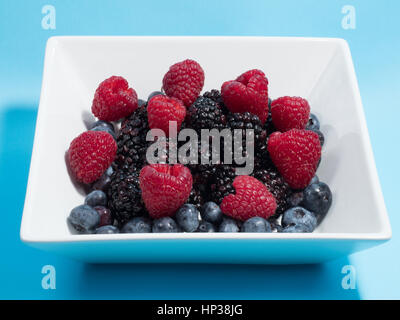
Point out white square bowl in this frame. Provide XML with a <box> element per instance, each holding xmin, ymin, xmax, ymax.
<box><xmin>20</xmin><ymin>36</ymin><xmax>391</xmax><ymax>264</ymax></box>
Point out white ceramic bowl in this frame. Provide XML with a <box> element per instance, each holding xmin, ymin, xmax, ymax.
<box><xmin>20</xmin><ymin>36</ymin><xmax>391</xmax><ymax>264</ymax></box>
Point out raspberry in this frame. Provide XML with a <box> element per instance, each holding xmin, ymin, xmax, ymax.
<box><xmin>147</xmin><ymin>95</ymin><xmax>186</xmax><ymax>137</ymax></box>
<box><xmin>162</xmin><ymin>59</ymin><xmax>205</xmax><ymax>107</ymax></box>
<box><xmin>91</xmin><ymin>76</ymin><xmax>138</xmax><ymax>121</ymax></box>
<box><xmin>139</xmin><ymin>164</ymin><xmax>193</xmax><ymax>218</ymax></box>
<box><xmin>220</xmin><ymin>175</ymin><xmax>277</xmax><ymax>221</ymax></box>
<box><xmin>221</xmin><ymin>69</ymin><xmax>269</xmax><ymax>124</ymax></box>
<box><xmin>68</xmin><ymin>131</ymin><xmax>117</xmax><ymax>184</ymax></box>
<box><xmin>271</xmin><ymin>96</ymin><xmax>310</xmax><ymax>132</ymax></box>
<box><xmin>267</xmin><ymin>129</ymin><xmax>321</xmax><ymax>189</ymax></box>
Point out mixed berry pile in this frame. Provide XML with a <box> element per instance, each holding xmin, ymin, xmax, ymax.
<box><xmin>67</xmin><ymin>59</ymin><xmax>332</xmax><ymax>234</ymax></box>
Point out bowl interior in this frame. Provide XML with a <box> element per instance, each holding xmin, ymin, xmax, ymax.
<box><xmin>21</xmin><ymin>37</ymin><xmax>389</xmax><ymax>240</ymax></box>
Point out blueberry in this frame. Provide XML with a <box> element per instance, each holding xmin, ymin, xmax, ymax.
<box><xmin>68</xmin><ymin>204</ymin><xmax>100</xmax><ymax>233</ymax></box>
<box><xmin>138</xmin><ymin>99</ymin><xmax>147</xmax><ymax>107</ymax></box>
<box><xmin>152</xmin><ymin>217</ymin><xmax>179</xmax><ymax>233</ymax></box>
<box><xmin>268</xmin><ymin>98</ymin><xmax>272</xmax><ymax>111</ymax></box>
<box><xmin>94</xmin><ymin>206</ymin><xmax>113</xmax><ymax>227</ymax></box>
<box><xmin>176</xmin><ymin>204</ymin><xmax>200</xmax><ymax>232</ymax></box>
<box><xmin>85</xmin><ymin>190</ymin><xmax>107</xmax><ymax>207</ymax></box>
<box><xmin>282</xmin><ymin>207</ymin><xmax>317</xmax><ymax>232</ymax></box>
<box><xmin>288</xmin><ymin>192</ymin><xmax>304</xmax><ymax>208</ymax></box>
<box><xmin>201</xmin><ymin>202</ymin><xmax>223</xmax><ymax>224</ymax></box>
<box><xmin>302</xmin><ymin>182</ymin><xmax>332</xmax><ymax>222</ymax></box>
<box><xmin>219</xmin><ymin>218</ymin><xmax>239</xmax><ymax>232</ymax></box>
<box><xmin>148</xmin><ymin>91</ymin><xmax>164</xmax><ymax>102</ymax></box>
<box><xmin>241</xmin><ymin>217</ymin><xmax>272</xmax><ymax>232</ymax></box>
<box><xmin>282</xmin><ymin>223</ymin><xmax>312</xmax><ymax>233</ymax></box>
<box><xmin>311</xmin><ymin>129</ymin><xmax>324</xmax><ymax>146</ymax></box>
<box><xmin>90</xmin><ymin>126</ymin><xmax>116</xmax><ymax>140</ymax></box>
<box><xmin>92</xmin><ymin>166</ymin><xmax>114</xmax><ymax>191</ymax></box>
<box><xmin>122</xmin><ymin>217</ymin><xmax>152</xmax><ymax>233</ymax></box>
<box><xmin>197</xmin><ymin>221</ymin><xmax>217</xmax><ymax>232</ymax></box>
<box><xmin>95</xmin><ymin>225</ymin><xmax>119</xmax><ymax>234</ymax></box>
<box><xmin>309</xmin><ymin>175</ymin><xmax>319</xmax><ymax>185</ymax></box>
<box><xmin>89</xmin><ymin>120</ymin><xmax>115</xmax><ymax>132</ymax></box>
<box><xmin>306</xmin><ymin>113</ymin><xmax>320</xmax><ymax>131</ymax></box>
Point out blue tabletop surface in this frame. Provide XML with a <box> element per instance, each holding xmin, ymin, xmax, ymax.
<box><xmin>1</xmin><ymin>0</ymin><xmax>399</xmax><ymax>300</ymax></box>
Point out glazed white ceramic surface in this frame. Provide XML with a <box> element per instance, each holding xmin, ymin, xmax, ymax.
<box><xmin>20</xmin><ymin>37</ymin><xmax>391</xmax><ymax>264</ymax></box>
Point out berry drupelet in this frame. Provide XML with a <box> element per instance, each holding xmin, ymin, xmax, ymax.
<box><xmin>107</xmin><ymin>170</ymin><xmax>145</xmax><ymax>226</ymax></box>
<box><xmin>114</xmin><ymin>105</ymin><xmax>149</xmax><ymax>173</ymax></box>
<box><xmin>253</xmin><ymin>167</ymin><xmax>292</xmax><ymax>218</ymax></box>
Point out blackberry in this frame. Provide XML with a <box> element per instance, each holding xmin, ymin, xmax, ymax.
<box><xmin>187</xmin><ymin>96</ymin><xmax>227</xmax><ymax>133</ymax></box>
<box><xmin>107</xmin><ymin>170</ymin><xmax>145</xmax><ymax>225</ymax></box>
<box><xmin>186</xmin><ymin>187</ymin><xmax>204</xmax><ymax>211</ymax></box>
<box><xmin>203</xmin><ymin>89</ymin><xmax>225</xmax><ymax>108</ymax></box>
<box><xmin>253</xmin><ymin>167</ymin><xmax>292</xmax><ymax>218</ymax></box>
<box><xmin>226</xmin><ymin>112</ymin><xmax>267</xmax><ymax>167</ymax></box>
<box><xmin>115</xmin><ymin>105</ymin><xmax>149</xmax><ymax>173</ymax></box>
<box><xmin>208</xmin><ymin>164</ymin><xmax>237</xmax><ymax>205</ymax></box>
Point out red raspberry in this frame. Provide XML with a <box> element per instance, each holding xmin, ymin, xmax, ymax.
<box><xmin>147</xmin><ymin>95</ymin><xmax>186</xmax><ymax>137</ymax></box>
<box><xmin>162</xmin><ymin>59</ymin><xmax>205</xmax><ymax>107</ymax></box>
<box><xmin>91</xmin><ymin>76</ymin><xmax>138</xmax><ymax>121</ymax></box>
<box><xmin>271</xmin><ymin>96</ymin><xmax>310</xmax><ymax>132</ymax></box>
<box><xmin>221</xmin><ymin>69</ymin><xmax>269</xmax><ymax>124</ymax></box>
<box><xmin>139</xmin><ymin>164</ymin><xmax>193</xmax><ymax>218</ymax></box>
<box><xmin>267</xmin><ymin>129</ymin><xmax>321</xmax><ymax>189</ymax></box>
<box><xmin>68</xmin><ymin>131</ymin><xmax>117</xmax><ymax>184</ymax></box>
<box><xmin>220</xmin><ymin>175</ymin><xmax>277</xmax><ymax>221</ymax></box>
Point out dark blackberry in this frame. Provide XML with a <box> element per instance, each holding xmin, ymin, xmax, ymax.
<box><xmin>203</xmin><ymin>89</ymin><xmax>225</xmax><ymax>108</ymax></box>
<box><xmin>253</xmin><ymin>167</ymin><xmax>292</xmax><ymax>218</ymax></box>
<box><xmin>208</xmin><ymin>164</ymin><xmax>237</xmax><ymax>205</ymax></box>
<box><xmin>187</xmin><ymin>96</ymin><xmax>227</xmax><ymax>133</ymax></box>
<box><xmin>227</xmin><ymin>112</ymin><xmax>267</xmax><ymax>167</ymax></box>
<box><xmin>186</xmin><ymin>187</ymin><xmax>204</xmax><ymax>211</ymax></box>
<box><xmin>115</xmin><ymin>105</ymin><xmax>149</xmax><ymax>173</ymax></box>
<box><xmin>107</xmin><ymin>170</ymin><xmax>145</xmax><ymax>225</ymax></box>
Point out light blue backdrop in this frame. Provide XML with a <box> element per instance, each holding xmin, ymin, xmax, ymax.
<box><xmin>0</xmin><ymin>0</ymin><xmax>399</xmax><ymax>299</ymax></box>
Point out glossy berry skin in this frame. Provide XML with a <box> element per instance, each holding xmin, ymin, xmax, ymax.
<box><xmin>241</xmin><ymin>217</ymin><xmax>272</xmax><ymax>233</ymax></box>
<box><xmin>282</xmin><ymin>223</ymin><xmax>312</xmax><ymax>233</ymax></box>
<box><xmin>91</xmin><ymin>76</ymin><xmax>138</xmax><ymax>121</ymax></box>
<box><xmin>219</xmin><ymin>218</ymin><xmax>240</xmax><ymax>232</ymax></box>
<box><xmin>221</xmin><ymin>69</ymin><xmax>269</xmax><ymax>124</ymax></box>
<box><xmin>68</xmin><ymin>204</ymin><xmax>100</xmax><ymax>233</ymax></box>
<box><xmin>271</xmin><ymin>96</ymin><xmax>310</xmax><ymax>132</ymax></box>
<box><xmin>92</xmin><ymin>166</ymin><xmax>114</xmax><ymax>191</ymax></box>
<box><xmin>309</xmin><ymin>175</ymin><xmax>319</xmax><ymax>185</ymax></box>
<box><xmin>201</xmin><ymin>202</ymin><xmax>223</xmax><ymax>224</ymax></box>
<box><xmin>152</xmin><ymin>217</ymin><xmax>179</xmax><ymax>233</ymax></box>
<box><xmin>139</xmin><ymin>164</ymin><xmax>193</xmax><ymax>219</ymax></box>
<box><xmin>282</xmin><ymin>206</ymin><xmax>317</xmax><ymax>232</ymax></box>
<box><xmin>220</xmin><ymin>175</ymin><xmax>277</xmax><ymax>221</ymax></box>
<box><xmin>162</xmin><ymin>59</ymin><xmax>205</xmax><ymax>107</ymax></box>
<box><xmin>288</xmin><ymin>192</ymin><xmax>304</xmax><ymax>208</ymax></box>
<box><xmin>268</xmin><ymin>129</ymin><xmax>321</xmax><ymax>189</ymax></box>
<box><xmin>84</xmin><ymin>190</ymin><xmax>107</xmax><ymax>207</ymax></box>
<box><xmin>68</xmin><ymin>131</ymin><xmax>117</xmax><ymax>184</ymax></box>
<box><xmin>138</xmin><ymin>99</ymin><xmax>147</xmax><ymax>107</ymax></box>
<box><xmin>302</xmin><ymin>182</ymin><xmax>332</xmax><ymax>222</ymax></box>
<box><xmin>197</xmin><ymin>221</ymin><xmax>217</xmax><ymax>232</ymax></box>
<box><xmin>306</xmin><ymin>113</ymin><xmax>320</xmax><ymax>131</ymax></box>
<box><xmin>95</xmin><ymin>225</ymin><xmax>119</xmax><ymax>234</ymax></box>
<box><xmin>147</xmin><ymin>95</ymin><xmax>186</xmax><ymax>137</ymax></box>
<box><xmin>121</xmin><ymin>217</ymin><xmax>152</xmax><ymax>233</ymax></box>
<box><xmin>176</xmin><ymin>204</ymin><xmax>200</xmax><ymax>232</ymax></box>
<box><xmin>94</xmin><ymin>206</ymin><xmax>113</xmax><ymax>227</ymax></box>
<box><xmin>147</xmin><ymin>91</ymin><xmax>164</xmax><ymax>102</ymax></box>
<box><xmin>89</xmin><ymin>120</ymin><xmax>115</xmax><ymax>133</ymax></box>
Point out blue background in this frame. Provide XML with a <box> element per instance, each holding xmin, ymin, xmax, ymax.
<box><xmin>0</xmin><ymin>0</ymin><xmax>399</xmax><ymax>299</ymax></box>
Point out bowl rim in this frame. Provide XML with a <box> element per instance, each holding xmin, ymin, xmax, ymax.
<box><xmin>20</xmin><ymin>36</ymin><xmax>392</xmax><ymax>244</ymax></box>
